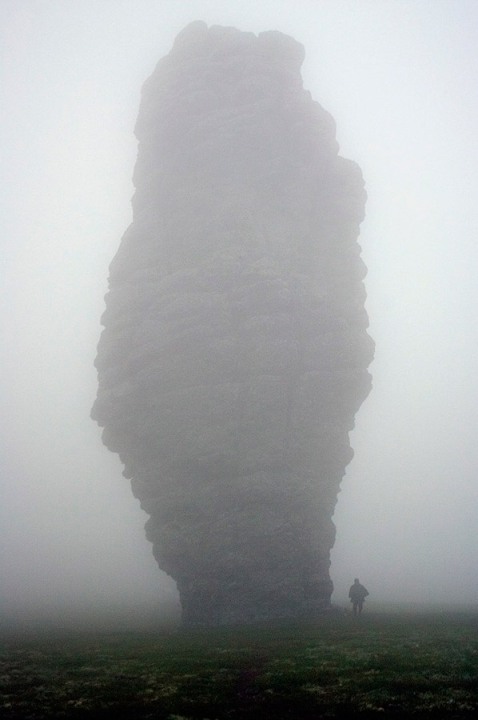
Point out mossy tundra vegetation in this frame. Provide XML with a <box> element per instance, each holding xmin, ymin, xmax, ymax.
<box><xmin>2</xmin><ymin>610</ymin><xmax>478</xmax><ymax>719</ymax></box>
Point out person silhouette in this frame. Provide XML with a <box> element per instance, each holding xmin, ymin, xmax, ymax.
<box><xmin>349</xmin><ymin>578</ymin><xmax>369</xmax><ymax>616</ymax></box>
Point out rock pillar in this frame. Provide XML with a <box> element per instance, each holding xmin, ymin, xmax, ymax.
<box><xmin>92</xmin><ymin>22</ymin><xmax>373</xmax><ymax>625</ymax></box>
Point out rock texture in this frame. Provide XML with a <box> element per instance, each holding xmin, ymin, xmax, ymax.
<box><xmin>92</xmin><ymin>22</ymin><xmax>374</xmax><ymax>625</ymax></box>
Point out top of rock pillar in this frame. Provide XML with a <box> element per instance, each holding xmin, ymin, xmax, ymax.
<box><xmin>168</xmin><ymin>21</ymin><xmax>305</xmax><ymax>70</ymax></box>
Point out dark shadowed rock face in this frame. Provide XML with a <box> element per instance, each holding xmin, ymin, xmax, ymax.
<box><xmin>92</xmin><ymin>22</ymin><xmax>374</xmax><ymax>625</ymax></box>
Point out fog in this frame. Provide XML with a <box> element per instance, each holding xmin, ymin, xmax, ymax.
<box><xmin>1</xmin><ymin>0</ymin><xmax>477</xmax><ymax>629</ymax></box>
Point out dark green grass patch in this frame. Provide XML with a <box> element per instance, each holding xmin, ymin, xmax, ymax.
<box><xmin>1</xmin><ymin>611</ymin><xmax>478</xmax><ymax>718</ymax></box>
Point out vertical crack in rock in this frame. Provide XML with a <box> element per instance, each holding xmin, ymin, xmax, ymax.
<box><xmin>92</xmin><ymin>22</ymin><xmax>374</xmax><ymax>625</ymax></box>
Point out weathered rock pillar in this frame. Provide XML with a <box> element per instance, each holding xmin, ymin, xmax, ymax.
<box><xmin>92</xmin><ymin>22</ymin><xmax>373</xmax><ymax>625</ymax></box>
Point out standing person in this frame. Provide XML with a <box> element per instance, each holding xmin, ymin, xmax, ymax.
<box><xmin>349</xmin><ymin>578</ymin><xmax>369</xmax><ymax>616</ymax></box>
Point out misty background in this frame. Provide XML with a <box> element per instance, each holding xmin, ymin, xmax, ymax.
<box><xmin>1</xmin><ymin>0</ymin><xmax>477</xmax><ymax>628</ymax></box>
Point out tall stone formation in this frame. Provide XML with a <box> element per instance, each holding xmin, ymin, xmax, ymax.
<box><xmin>92</xmin><ymin>22</ymin><xmax>374</xmax><ymax>625</ymax></box>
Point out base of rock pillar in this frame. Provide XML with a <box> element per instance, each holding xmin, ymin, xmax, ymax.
<box><xmin>176</xmin><ymin>576</ymin><xmax>334</xmax><ymax>627</ymax></box>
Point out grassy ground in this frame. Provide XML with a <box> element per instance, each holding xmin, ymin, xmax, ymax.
<box><xmin>1</xmin><ymin>610</ymin><xmax>478</xmax><ymax>718</ymax></box>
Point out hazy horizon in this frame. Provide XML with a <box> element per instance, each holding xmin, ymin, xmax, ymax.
<box><xmin>1</xmin><ymin>0</ymin><xmax>478</xmax><ymax>629</ymax></box>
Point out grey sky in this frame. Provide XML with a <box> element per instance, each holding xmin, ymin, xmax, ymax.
<box><xmin>1</xmin><ymin>0</ymin><xmax>477</xmax><ymax>624</ymax></box>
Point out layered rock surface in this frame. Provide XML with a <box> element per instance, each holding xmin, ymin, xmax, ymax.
<box><xmin>92</xmin><ymin>22</ymin><xmax>374</xmax><ymax>625</ymax></box>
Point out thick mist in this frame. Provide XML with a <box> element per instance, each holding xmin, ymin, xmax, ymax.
<box><xmin>1</xmin><ymin>0</ymin><xmax>478</xmax><ymax>629</ymax></box>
